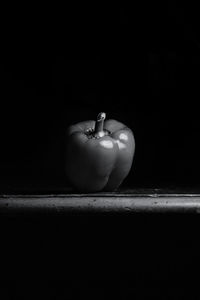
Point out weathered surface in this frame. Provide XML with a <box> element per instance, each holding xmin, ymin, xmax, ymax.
<box><xmin>1</xmin><ymin>189</ymin><xmax>200</xmax><ymax>213</ymax></box>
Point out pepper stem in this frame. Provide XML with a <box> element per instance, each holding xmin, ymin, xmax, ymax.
<box><xmin>95</xmin><ymin>112</ymin><xmax>106</xmax><ymax>134</ymax></box>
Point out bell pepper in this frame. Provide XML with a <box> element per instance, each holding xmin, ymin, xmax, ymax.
<box><xmin>65</xmin><ymin>112</ymin><xmax>135</xmax><ymax>192</ymax></box>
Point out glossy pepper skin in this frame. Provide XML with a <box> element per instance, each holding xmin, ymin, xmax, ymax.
<box><xmin>65</xmin><ymin>113</ymin><xmax>135</xmax><ymax>192</ymax></box>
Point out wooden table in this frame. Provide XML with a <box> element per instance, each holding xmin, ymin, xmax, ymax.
<box><xmin>1</xmin><ymin>186</ymin><xmax>200</xmax><ymax>291</ymax></box>
<box><xmin>1</xmin><ymin>188</ymin><xmax>200</xmax><ymax>214</ymax></box>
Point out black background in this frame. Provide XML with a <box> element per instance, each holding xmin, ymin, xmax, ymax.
<box><xmin>1</xmin><ymin>2</ymin><xmax>200</xmax><ymax>189</ymax></box>
<box><xmin>1</xmin><ymin>3</ymin><xmax>200</xmax><ymax>298</ymax></box>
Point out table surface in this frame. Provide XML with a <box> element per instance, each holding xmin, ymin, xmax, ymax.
<box><xmin>1</xmin><ymin>187</ymin><xmax>200</xmax><ymax>214</ymax></box>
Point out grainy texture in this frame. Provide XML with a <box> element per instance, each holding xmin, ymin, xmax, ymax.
<box><xmin>1</xmin><ymin>189</ymin><xmax>200</xmax><ymax>213</ymax></box>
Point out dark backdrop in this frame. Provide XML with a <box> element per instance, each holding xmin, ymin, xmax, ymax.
<box><xmin>1</xmin><ymin>2</ymin><xmax>200</xmax><ymax>189</ymax></box>
<box><xmin>1</xmin><ymin>4</ymin><xmax>200</xmax><ymax>297</ymax></box>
